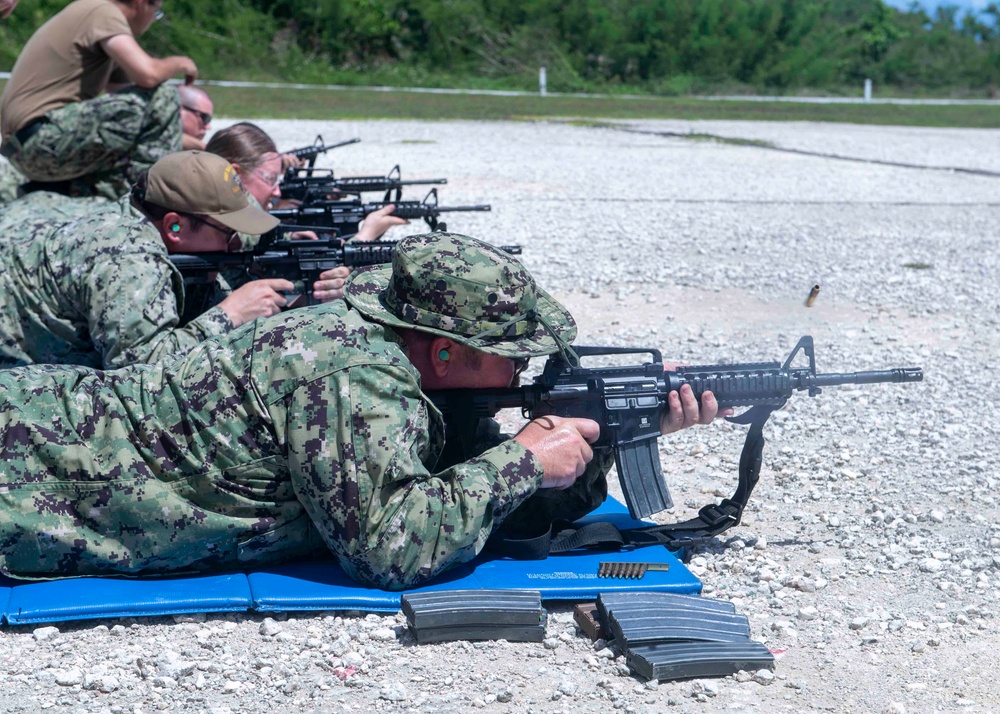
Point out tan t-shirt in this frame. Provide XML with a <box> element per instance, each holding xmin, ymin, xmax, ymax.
<box><xmin>0</xmin><ymin>0</ymin><xmax>132</xmax><ymax>139</ymax></box>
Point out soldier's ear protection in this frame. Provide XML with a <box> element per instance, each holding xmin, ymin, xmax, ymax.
<box><xmin>171</xmin><ymin>223</ymin><xmax>180</xmax><ymax>232</ymax></box>
<box><xmin>439</xmin><ymin>349</ymin><xmax>450</xmax><ymax>362</ymax></box>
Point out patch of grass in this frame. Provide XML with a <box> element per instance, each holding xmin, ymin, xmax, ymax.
<box><xmin>903</xmin><ymin>262</ymin><xmax>933</xmax><ymax>269</ymax></box>
<box><xmin>200</xmin><ymin>85</ymin><xmax>1000</xmax><ymax>128</ymax></box>
<box><xmin>2</xmin><ymin>79</ymin><xmax>996</xmax><ymax>127</ymax></box>
<box><xmin>561</xmin><ymin>119</ymin><xmax>619</xmax><ymax>128</ymax></box>
<box><xmin>681</xmin><ymin>133</ymin><xmax>777</xmax><ymax>148</ymax></box>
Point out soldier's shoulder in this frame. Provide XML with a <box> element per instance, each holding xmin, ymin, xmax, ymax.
<box><xmin>249</xmin><ymin>302</ymin><xmax>414</xmax><ymax>391</ymax></box>
<box><xmin>69</xmin><ymin>198</ymin><xmax>162</xmax><ymax>253</ymax></box>
<box><xmin>255</xmin><ymin>302</ymin><xmax>401</xmax><ymax>357</ymax></box>
<box><xmin>0</xmin><ymin>191</ymin><xmax>85</xmax><ymax>230</ymax></box>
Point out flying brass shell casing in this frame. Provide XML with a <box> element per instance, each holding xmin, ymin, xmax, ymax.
<box><xmin>805</xmin><ymin>284</ymin><xmax>820</xmax><ymax>307</ymax></box>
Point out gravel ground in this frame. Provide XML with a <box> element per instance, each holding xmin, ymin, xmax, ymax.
<box><xmin>1</xmin><ymin>117</ymin><xmax>998</xmax><ymax>714</ymax></box>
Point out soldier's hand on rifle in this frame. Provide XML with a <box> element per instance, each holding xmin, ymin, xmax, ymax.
<box><xmin>355</xmin><ymin>205</ymin><xmax>410</xmax><ymax>242</ymax></box>
<box><xmin>660</xmin><ymin>384</ymin><xmax>729</xmax><ymax>434</ymax></box>
<box><xmin>513</xmin><ymin>416</ymin><xmax>601</xmax><ymax>490</ymax></box>
<box><xmin>288</xmin><ymin>230</ymin><xmax>320</xmax><ymax>240</ymax></box>
<box><xmin>311</xmin><ymin>267</ymin><xmax>351</xmax><ymax>303</ymax></box>
<box><xmin>280</xmin><ymin>153</ymin><xmax>306</xmax><ymax>171</ymax></box>
<box><xmin>218</xmin><ymin>279</ymin><xmax>294</xmax><ymax>326</ymax></box>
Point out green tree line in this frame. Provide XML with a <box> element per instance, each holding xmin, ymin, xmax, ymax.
<box><xmin>3</xmin><ymin>0</ymin><xmax>1000</xmax><ymax>95</ymax></box>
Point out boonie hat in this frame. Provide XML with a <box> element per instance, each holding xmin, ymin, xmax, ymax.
<box><xmin>146</xmin><ymin>151</ymin><xmax>278</xmax><ymax>235</ymax></box>
<box><xmin>344</xmin><ymin>232</ymin><xmax>577</xmax><ymax>358</ymax></box>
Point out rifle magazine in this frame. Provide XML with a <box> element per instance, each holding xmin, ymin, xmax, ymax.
<box><xmin>615</xmin><ymin>438</ymin><xmax>673</xmax><ymax>520</ymax></box>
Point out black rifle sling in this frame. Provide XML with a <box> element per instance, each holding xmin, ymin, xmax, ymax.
<box><xmin>487</xmin><ymin>405</ymin><xmax>775</xmax><ymax>559</ymax></box>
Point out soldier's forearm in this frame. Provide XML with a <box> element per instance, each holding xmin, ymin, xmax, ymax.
<box><xmin>328</xmin><ymin>441</ymin><xmax>544</xmax><ymax>591</ymax></box>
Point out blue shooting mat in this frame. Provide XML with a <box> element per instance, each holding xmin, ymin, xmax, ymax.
<box><xmin>0</xmin><ymin>498</ymin><xmax>700</xmax><ymax>625</ymax></box>
<box><xmin>0</xmin><ymin>579</ymin><xmax>11</xmax><ymax>621</ymax></box>
<box><xmin>249</xmin><ymin>498</ymin><xmax>701</xmax><ymax>613</ymax></box>
<box><xmin>2</xmin><ymin>572</ymin><xmax>253</xmax><ymax>626</ymax></box>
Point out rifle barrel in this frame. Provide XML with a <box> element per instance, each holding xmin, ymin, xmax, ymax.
<box><xmin>289</xmin><ymin>137</ymin><xmax>361</xmax><ymax>157</ymax></box>
<box><xmin>805</xmin><ymin>368</ymin><xmax>924</xmax><ymax>388</ymax></box>
<box><xmin>436</xmin><ymin>205</ymin><xmax>492</xmax><ymax>213</ymax></box>
<box><xmin>335</xmin><ymin>177</ymin><xmax>448</xmax><ymax>188</ymax></box>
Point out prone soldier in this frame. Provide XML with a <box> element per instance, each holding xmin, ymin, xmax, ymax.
<box><xmin>0</xmin><ymin>150</ymin><xmax>294</xmax><ymax>369</ymax></box>
<box><xmin>0</xmin><ymin>232</ymin><xmax>721</xmax><ymax>589</ymax></box>
<box><xmin>205</xmin><ymin>122</ymin><xmax>408</xmax><ymax>302</ymax></box>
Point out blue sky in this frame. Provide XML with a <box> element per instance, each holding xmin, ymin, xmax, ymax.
<box><xmin>884</xmin><ymin>0</ymin><xmax>993</xmax><ymax>13</ymax></box>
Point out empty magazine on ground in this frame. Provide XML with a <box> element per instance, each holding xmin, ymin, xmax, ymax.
<box><xmin>402</xmin><ymin>589</ymin><xmax>547</xmax><ymax>643</ymax></box>
<box><xmin>597</xmin><ymin>591</ymin><xmax>773</xmax><ymax>682</ymax></box>
<box><xmin>607</xmin><ymin>610</ymin><xmax>752</xmax><ymax>648</ymax></box>
<box><xmin>627</xmin><ymin>641</ymin><xmax>775</xmax><ymax>681</ymax></box>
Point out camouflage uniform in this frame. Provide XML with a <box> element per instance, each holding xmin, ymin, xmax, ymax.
<box><xmin>0</xmin><ymin>195</ymin><xmax>232</xmax><ymax>369</ymax></box>
<box><xmin>0</xmin><ymin>233</ymin><xmax>608</xmax><ymax>590</ymax></box>
<box><xmin>0</xmin><ymin>189</ymin><xmax>110</xmax><ymax>234</ymax></box>
<box><xmin>0</xmin><ymin>160</ymin><xmax>26</xmax><ymax>207</ymax></box>
<box><xmin>6</xmin><ymin>84</ymin><xmax>182</xmax><ymax>200</ymax></box>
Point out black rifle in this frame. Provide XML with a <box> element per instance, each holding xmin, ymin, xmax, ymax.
<box><xmin>430</xmin><ymin>337</ymin><xmax>922</xmax><ymax>548</ymax></box>
<box><xmin>281</xmin><ymin>165</ymin><xmax>448</xmax><ymax>204</ymax></box>
<box><xmin>171</xmin><ymin>240</ymin><xmax>522</xmax><ymax>307</ymax></box>
<box><xmin>284</xmin><ymin>136</ymin><xmax>361</xmax><ymax>168</ymax></box>
<box><xmin>256</xmin><ymin>223</ymin><xmax>346</xmax><ymax>244</ymax></box>
<box><xmin>270</xmin><ymin>188</ymin><xmax>491</xmax><ymax>233</ymax></box>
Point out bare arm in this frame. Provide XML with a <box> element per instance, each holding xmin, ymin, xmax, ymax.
<box><xmin>0</xmin><ymin>0</ymin><xmax>19</xmax><ymax>20</ymax></box>
<box><xmin>182</xmin><ymin>134</ymin><xmax>206</xmax><ymax>150</ymax></box>
<box><xmin>354</xmin><ymin>204</ymin><xmax>409</xmax><ymax>242</ymax></box>
<box><xmin>101</xmin><ymin>34</ymin><xmax>197</xmax><ymax>88</ymax></box>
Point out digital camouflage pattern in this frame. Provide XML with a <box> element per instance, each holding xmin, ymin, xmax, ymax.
<box><xmin>345</xmin><ymin>232</ymin><xmax>577</xmax><ymax>359</ymax></box>
<box><xmin>0</xmin><ymin>195</ymin><xmax>233</xmax><ymax>369</ymax></box>
<box><xmin>439</xmin><ymin>417</ymin><xmax>613</xmax><ymax>538</ymax></box>
<box><xmin>0</xmin><ymin>188</ymin><xmax>110</xmax><ymax>235</ymax></box>
<box><xmin>0</xmin><ymin>301</ymin><xmax>549</xmax><ymax>589</ymax></box>
<box><xmin>0</xmin><ymin>160</ymin><xmax>25</xmax><ymax>207</ymax></box>
<box><xmin>6</xmin><ymin>84</ymin><xmax>182</xmax><ymax>200</ymax></box>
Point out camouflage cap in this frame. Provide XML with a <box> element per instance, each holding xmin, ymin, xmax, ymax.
<box><xmin>344</xmin><ymin>232</ymin><xmax>577</xmax><ymax>358</ymax></box>
<box><xmin>146</xmin><ymin>151</ymin><xmax>279</xmax><ymax>235</ymax></box>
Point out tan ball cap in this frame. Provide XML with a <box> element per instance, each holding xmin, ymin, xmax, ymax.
<box><xmin>146</xmin><ymin>151</ymin><xmax>279</xmax><ymax>235</ymax></box>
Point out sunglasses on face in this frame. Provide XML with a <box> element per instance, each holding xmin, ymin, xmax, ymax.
<box><xmin>182</xmin><ymin>105</ymin><xmax>212</xmax><ymax>125</ymax></box>
<box><xmin>184</xmin><ymin>214</ymin><xmax>240</xmax><ymax>250</ymax></box>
